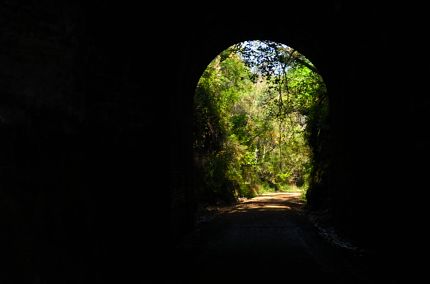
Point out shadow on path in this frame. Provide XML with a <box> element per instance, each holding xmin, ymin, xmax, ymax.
<box><xmin>170</xmin><ymin>193</ymin><xmax>389</xmax><ymax>284</ymax></box>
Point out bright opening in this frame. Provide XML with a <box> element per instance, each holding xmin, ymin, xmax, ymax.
<box><xmin>193</xmin><ymin>40</ymin><xmax>329</xmax><ymax>204</ymax></box>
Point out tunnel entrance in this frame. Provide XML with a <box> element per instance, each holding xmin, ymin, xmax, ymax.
<box><xmin>192</xmin><ymin>40</ymin><xmax>329</xmax><ymax>207</ymax></box>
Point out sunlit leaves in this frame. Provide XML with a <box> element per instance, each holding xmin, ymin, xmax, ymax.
<box><xmin>193</xmin><ymin>40</ymin><xmax>328</xmax><ymax>202</ymax></box>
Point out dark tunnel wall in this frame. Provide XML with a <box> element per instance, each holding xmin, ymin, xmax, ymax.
<box><xmin>0</xmin><ymin>1</ymin><xmax>164</xmax><ymax>282</ymax></box>
<box><xmin>0</xmin><ymin>1</ymin><xmax>428</xmax><ymax>282</ymax></box>
<box><xmin>170</xmin><ymin>6</ymin><xmax>404</xmax><ymax>245</ymax></box>
<box><xmin>166</xmin><ymin>3</ymin><xmax>428</xmax><ymax>278</ymax></box>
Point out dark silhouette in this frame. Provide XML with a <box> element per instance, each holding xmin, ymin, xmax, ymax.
<box><xmin>0</xmin><ymin>2</ymin><xmax>427</xmax><ymax>283</ymax></box>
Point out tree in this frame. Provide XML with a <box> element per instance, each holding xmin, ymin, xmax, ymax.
<box><xmin>193</xmin><ymin>40</ymin><xmax>329</xmax><ymax>204</ymax></box>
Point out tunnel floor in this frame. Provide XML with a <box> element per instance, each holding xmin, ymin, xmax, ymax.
<box><xmin>169</xmin><ymin>192</ymin><xmax>391</xmax><ymax>284</ymax></box>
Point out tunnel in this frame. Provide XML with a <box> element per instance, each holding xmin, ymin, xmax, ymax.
<box><xmin>0</xmin><ymin>2</ymin><xmax>427</xmax><ymax>283</ymax></box>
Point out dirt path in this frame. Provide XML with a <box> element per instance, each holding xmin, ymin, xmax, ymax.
<box><xmin>171</xmin><ymin>193</ymin><xmax>384</xmax><ymax>283</ymax></box>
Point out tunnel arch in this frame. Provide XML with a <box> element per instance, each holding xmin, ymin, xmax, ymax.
<box><xmin>191</xmin><ymin>39</ymin><xmax>330</xmax><ymax>205</ymax></box>
<box><xmin>0</xmin><ymin>3</ymin><xmax>419</xmax><ymax>282</ymax></box>
<box><xmin>168</xmin><ymin>8</ymin><xmax>413</xmax><ymax>266</ymax></box>
<box><xmin>170</xmin><ymin>20</ymin><xmax>342</xmax><ymax>241</ymax></box>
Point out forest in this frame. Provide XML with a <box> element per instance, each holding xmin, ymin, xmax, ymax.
<box><xmin>193</xmin><ymin>40</ymin><xmax>330</xmax><ymax>205</ymax></box>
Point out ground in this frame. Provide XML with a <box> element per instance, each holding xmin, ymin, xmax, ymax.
<box><xmin>169</xmin><ymin>192</ymin><xmax>395</xmax><ymax>284</ymax></box>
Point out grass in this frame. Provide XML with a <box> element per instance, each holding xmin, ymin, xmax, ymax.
<box><xmin>255</xmin><ymin>181</ymin><xmax>308</xmax><ymax>200</ymax></box>
<box><xmin>279</xmin><ymin>184</ymin><xmax>301</xmax><ymax>192</ymax></box>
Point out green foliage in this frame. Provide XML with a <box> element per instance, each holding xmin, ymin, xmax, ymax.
<box><xmin>193</xmin><ymin>41</ymin><xmax>329</xmax><ymax>205</ymax></box>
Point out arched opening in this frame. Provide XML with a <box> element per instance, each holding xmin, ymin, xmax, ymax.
<box><xmin>192</xmin><ymin>40</ymin><xmax>329</xmax><ymax>209</ymax></box>
<box><xmin>2</xmin><ymin>3</ymin><xmax>421</xmax><ymax>283</ymax></box>
<box><xmin>172</xmin><ymin>40</ymin><xmax>335</xmax><ymax>282</ymax></box>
